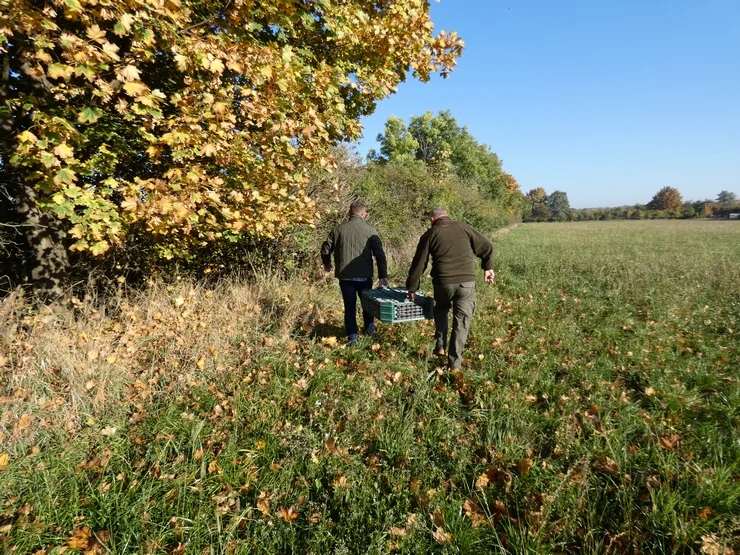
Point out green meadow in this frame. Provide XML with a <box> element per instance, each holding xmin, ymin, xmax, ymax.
<box><xmin>1</xmin><ymin>220</ymin><xmax>738</xmax><ymax>554</ymax></box>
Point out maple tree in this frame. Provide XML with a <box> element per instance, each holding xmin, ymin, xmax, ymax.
<box><xmin>647</xmin><ymin>186</ymin><xmax>682</xmax><ymax>212</ymax></box>
<box><xmin>0</xmin><ymin>0</ymin><xmax>463</xmax><ymax>296</ymax></box>
<box><xmin>524</xmin><ymin>187</ymin><xmax>549</xmax><ymax>221</ymax></box>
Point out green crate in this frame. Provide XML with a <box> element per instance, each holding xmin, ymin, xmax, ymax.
<box><xmin>360</xmin><ymin>287</ymin><xmax>434</xmax><ymax>324</ymax></box>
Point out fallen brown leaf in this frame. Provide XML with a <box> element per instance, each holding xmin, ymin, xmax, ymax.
<box><xmin>659</xmin><ymin>434</ymin><xmax>681</xmax><ymax>451</ymax></box>
<box><xmin>593</xmin><ymin>455</ymin><xmax>619</xmax><ymax>475</ymax></box>
<box><xmin>67</xmin><ymin>526</ymin><xmax>91</xmax><ymax>550</ymax></box>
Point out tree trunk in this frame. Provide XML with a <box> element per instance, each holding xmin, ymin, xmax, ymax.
<box><xmin>2</xmin><ymin>39</ymin><xmax>70</xmax><ymax>300</ymax></box>
<box><xmin>13</xmin><ymin>178</ymin><xmax>70</xmax><ymax>300</ymax></box>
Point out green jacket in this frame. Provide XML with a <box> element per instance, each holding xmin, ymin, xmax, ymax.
<box><xmin>406</xmin><ymin>216</ymin><xmax>494</xmax><ymax>291</ymax></box>
<box><xmin>321</xmin><ymin>215</ymin><xmax>388</xmax><ymax>280</ymax></box>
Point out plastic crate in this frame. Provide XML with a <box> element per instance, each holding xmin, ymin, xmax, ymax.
<box><xmin>360</xmin><ymin>287</ymin><xmax>434</xmax><ymax>324</ymax></box>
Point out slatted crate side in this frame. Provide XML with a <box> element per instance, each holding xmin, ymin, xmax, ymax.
<box><xmin>360</xmin><ymin>288</ymin><xmax>434</xmax><ymax>324</ymax></box>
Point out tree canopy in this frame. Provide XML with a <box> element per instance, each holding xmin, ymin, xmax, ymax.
<box><xmin>547</xmin><ymin>190</ymin><xmax>570</xmax><ymax>221</ymax></box>
<box><xmin>647</xmin><ymin>187</ymin><xmax>683</xmax><ymax>212</ymax></box>
<box><xmin>1</xmin><ymin>0</ymin><xmax>463</xmax><ymax>295</ymax></box>
<box><xmin>370</xmin><ymin>110</ymin><xmax>522</xmax><ymax>212</ymax></box>
<box><xmin>716</xmin><ymin>191</ymin><xmax>737</xmax><ymax>206</ymax></box>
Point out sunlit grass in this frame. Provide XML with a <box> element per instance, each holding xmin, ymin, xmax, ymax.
<box><xmin>1</xmin><ymin>220</ymin><xmax>738</xmax><ymax>553</ymax></box>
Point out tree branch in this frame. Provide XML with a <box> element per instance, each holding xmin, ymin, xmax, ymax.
<box><xmin>180</xmin><ymin>0</ymin><xmax>234</xmax><ymax>34</ymax></box>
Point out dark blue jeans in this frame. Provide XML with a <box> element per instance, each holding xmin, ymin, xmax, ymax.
<box><xmin>339</xmin><ymin>278</ymin><xmax>374</xmax><ymax>339</ymax></box>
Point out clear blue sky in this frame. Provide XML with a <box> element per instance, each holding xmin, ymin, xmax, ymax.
<box><xmin>356</xmin><ymin>0</ymin><xmax>740</xmax><ymax>209</ymax></box>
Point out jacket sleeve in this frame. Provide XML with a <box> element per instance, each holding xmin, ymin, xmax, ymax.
<box><xmin>405</xmin><ymin>231</ymin><xmax>431</xmax><ymax>292</ymax></box>
<box><xmin>369</xmin><ymin>233</ymin><xmax>388</xmax><ymax>279</ymax></box>
<box><xmin>466</xmin><ymin>224</ymin><xmax>495</xmax><ymax>270</ymax></box>
<box><xmin>320</xmin><ymin>228</ymin><xmax>336</xmax><ymax>267</ymax></box>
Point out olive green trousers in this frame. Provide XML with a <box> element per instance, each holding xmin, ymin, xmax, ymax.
<box><xmin>433</xmin><ymin>281</ymin><xmax>476</xmax><ymax>369</ymax></box>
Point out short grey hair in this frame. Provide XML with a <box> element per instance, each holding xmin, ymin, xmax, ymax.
<box><xmin>430</xmin><ymin>207</ymin><xmax>448</xmax><ymax>219</ymax></box>
<box><xmin>349</xmin><ymin>201</ymin><xmax>367</xmax><ymax>215</ymax></box>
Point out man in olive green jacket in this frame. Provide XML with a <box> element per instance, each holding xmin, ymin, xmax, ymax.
<box><xmin>406</xmin><ymin>208</ymin><xmax>495</xmax><ymax>369</ymax></box>
<box><xmin>321</xmin><ymin>201</ymin><xmax>389</xmax><ymax>344</ymax></box>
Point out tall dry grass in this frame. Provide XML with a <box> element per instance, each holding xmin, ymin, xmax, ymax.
<box><xmin>0</xmin><ymin>274</ymin><xmax>340</xmax><ymax>450</ymax></box>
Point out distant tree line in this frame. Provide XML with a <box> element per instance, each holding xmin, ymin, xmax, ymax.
<box><xmin>523</xmin><ymin>187</ymin><xmax>739</xmax><ymax>222</ymax></box>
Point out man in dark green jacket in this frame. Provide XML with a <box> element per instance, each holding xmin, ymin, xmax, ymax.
<box><xmin>406</xmin><ymin>208</ymin><xmax>494</xmax><ymax>369</ymax></box>
<box><xmin>321</xmin><ymin>201</ymin><xmax>389</xmax><ymax>344</ymax></box>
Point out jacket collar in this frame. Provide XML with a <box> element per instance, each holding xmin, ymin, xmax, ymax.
<box><xmin>432</xmin><ymin>216</ymin><xmax>451</xmax><ymax>226</ymax></box>
<box><xmin>349</xmin><ymin>214</ymin><xmax>364</xmax><ymax>222</ymax></box>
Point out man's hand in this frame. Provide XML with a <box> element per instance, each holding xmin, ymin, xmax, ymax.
<box><xmin>378</xmin><ymin>277</ymin><xmax>389</xmax><ymax>287</ymax></box>
<box><xmin>323</xmin><ymin>264</ymin><xmax>332</xmax><ymax>273</ymax></box>
<box><xmin>407</xmin><ymin>290</ymin><xmax>416</xmax><ymax>301</ymax></box>
<box><xmin>484</xmin><ymin>269</ymin><xmax>495</xmax><ymax>284</ymax></box>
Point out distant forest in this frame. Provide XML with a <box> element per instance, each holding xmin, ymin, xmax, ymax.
<box><xmin>523</xmin><ymin>187</ymin><xmax>739</xmax><ymax>222</ymax></box>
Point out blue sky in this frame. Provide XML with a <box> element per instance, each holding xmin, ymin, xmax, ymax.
<box><xmin>356</xmin><ymin>0</ymin><xmax>740</xmax><ymax>209</ymax></box>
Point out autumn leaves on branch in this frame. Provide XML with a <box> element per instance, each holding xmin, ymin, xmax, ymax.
<box><xmin>2</xmin><ymin>0</ymin><xmax>463</xmax><ymax>285</ymax></box>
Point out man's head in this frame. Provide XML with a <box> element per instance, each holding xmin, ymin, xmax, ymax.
<box><xmin>349</xmin><ymin>201</ymin><xmax>367</xmax><ymax>218</ymax></box>
<box><xmin>429</xmin><ymin>207</ymin><xmax>448</xmax><ymax>223</ymax></box>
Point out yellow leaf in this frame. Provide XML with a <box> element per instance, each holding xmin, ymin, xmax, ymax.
<box><xmin>47</xmin><ymin>63</ymin><xmax>73</xmax><ymax>80</ymax></box>
<box><xmin>119</xmin><ymin>13</ymin><xmax>135</xmax><ymax>32</ymax></box>
<box><xmin>260</xmin><ymin>65</ymin><xmax>273</xmax><ymax>79</ymax></box>
<box><xmin>321</xmin><ymin>336</ymin><xmax>338</xmax><ymax>346</ymax></box>
<box><xmin>101</xmin><ymin>41</ymin><xmax>121</xmax><ymax>61</ymax></box>
<box><xmin>121</xmin><ymin>198</ymin><xmax>138</xmax><ymax>212</ymax></box>
<box><xmin>123</xmin><ymin>81</ymin><xmax>149</xmax><ymax>96</ymax></box>
<box><xmin>90</xmin><ymin>240</ymin><xmax>110</xmax><ymax>256</ymax></box>
<box><xmin>201</xmin><ymin>144</ymin><xmax>218</xmax><ymax>156</ymax></box>
<box><xmin>209</xmin><ymin>58</ymin><xmax>224</xmax><ymax>74</ymax></box>
<box><xmin>86</xmin><ymin>24</ymin><xmax>106</xmax><ymax>42</ymax></box>
<box><xmin>0</xmin><ymin>453</ymin><xmax>9</xmax><ymax>470</ymax></box>
<box><xmin>174</xmin><ymin>54</ymin><xmax>188</xmax><ymax>71</ymax></box>
<box><xmin>35</xmin><ymin>50</ymin><xmax>53</xmax><ymax>63</ymax></box>
<box><xmin>118</xmin><ymin>65</ymin><xmax>140</xmax><ymax>82</ymax></box>
<box><xmin>17</xmin><ymin>130</ymin><xmax>38</xmax><ymax>144</ymax></box>
<box><xmin>54</xmin><ymin>143</ymin><xmax>74</xmax><ymax>159</ymax></box>
<box><xmin>196</xmin><ymin>357</ymin><xmax>206</xmax><ymax>369</ymax></box>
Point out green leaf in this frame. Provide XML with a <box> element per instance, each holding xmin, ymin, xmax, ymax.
<box><xmin>63</xmin><ymin>0</ymin><xmax>83</xmax><ymax>11</ymax></box>
<box><xmin>51</xmin><ymin>203</ymin><xmax>75</xmax><ymax>218</ymax></box>
<box><xmin>75</xmin><ymin>65</ymin><xmax>96</xmax><ymax>81</ymax></box>
<box><xmin>40</xmin><ymin>152</ymin><xmax>58</xmax><ymax>168</ymax></box>
<box><xmin>78</xmin><ymin>107</ymin><xmax>102</xmax><ymax>124</ymax></box>
<box><xmin>53</xmin><ymin>168</ymin><xmax>76</xmax><ymax>185</ymax></box>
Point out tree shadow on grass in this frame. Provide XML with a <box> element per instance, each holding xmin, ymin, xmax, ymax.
<box><xmin>291</xmin><ymin>307</ymin><xmax>345</xmax><ymax>341</ymax></box>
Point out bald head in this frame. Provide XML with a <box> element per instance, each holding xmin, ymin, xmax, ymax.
<box><xmin>430</xmin><ymin>207</ymin><xmax>448</xmax><ymax>221</ymax></box>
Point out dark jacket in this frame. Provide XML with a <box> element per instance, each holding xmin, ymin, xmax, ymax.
<box><xmin>321</xmin><ymin>215</ymin><xmax>388</xmax><ymax>280</ymax></box>
<box><xmin>406</xmin><ymin>216</ymin><xmax>494</xmax><ymax>291</ymax></box>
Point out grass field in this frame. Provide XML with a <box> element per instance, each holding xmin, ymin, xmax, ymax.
<box><xmin>1</xmin><ymin>220</ymin><xmax>739</xmax><ymax>554</ymax></box>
